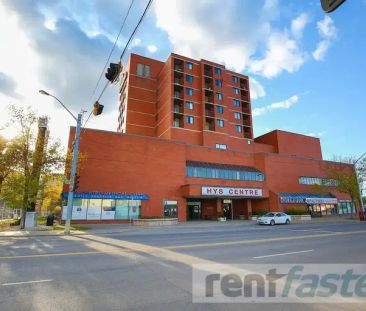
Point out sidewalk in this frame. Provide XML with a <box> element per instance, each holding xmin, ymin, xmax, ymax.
<box><xmin>0</xmin><ymin>217</ymin><xmax>362</xmax><ymax>238</ymax></box>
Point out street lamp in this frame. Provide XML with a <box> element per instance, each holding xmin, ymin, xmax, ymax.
<box><xmin>355</xmin><ymin>152</ymin><xmax>366</xmax><ymax>214</ymax></box>
<box><xmin>39</xmin><ymin>90</ymin><xmax>83</xmax><ymax>234</ymax></box>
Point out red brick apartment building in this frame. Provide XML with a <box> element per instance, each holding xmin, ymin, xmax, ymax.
<box><xmin>62</xmin><ymin>53</ymin><xmax>358</xmax><ymax>223</ymax></box>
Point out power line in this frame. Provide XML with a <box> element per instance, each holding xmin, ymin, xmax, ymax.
<box><xmin>119</xmin><ymin>0</ymin><xmax>154</xmax><ymax>61</ymax></box>
<box><xmin>86</xmin><ymin>0</ymin><xmax>154</xmax><ymax>129</ymax></box>
<box><xmin>88</xmin><ymin>0</ymin><xmax>135</xmax><ymax>102</ymax></box>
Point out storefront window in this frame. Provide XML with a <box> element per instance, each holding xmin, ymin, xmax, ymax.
<box><xmin>115</xmin><ymin>200</ymin><xmax>141</xmax><ymax>219</ymax></box>
<box><xmin>87</xmin><ymin>199</ymin><xmax>102</xmax><ymax>220</ymax></box>
<box><xmin>101</xmin><ymin>199</ymin><xmax>116</xmax><ymax>220</ymax></box>
<box><xmin>338</xmin><ymin>201</ymin><xmax>355</xmax><ymax>215</ymax></box>
<box><xmin>72</xmin><ymin>199</ymin><xmax>88</xmax><ymax>220</ymax></box>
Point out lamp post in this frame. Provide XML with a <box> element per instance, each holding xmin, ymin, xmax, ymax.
<box><xmin>39</xmin><ymin>90</ymin><xmax>83</xmax><ymax>234</ymax></box>
<box><xmin>355</xmin><ymin>152</ymin><xmax>366</xmax><ymax>214</ymax></box>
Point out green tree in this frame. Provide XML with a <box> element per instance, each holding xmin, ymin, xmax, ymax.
<box><xmin>324</xmin><ymin>156</ymin><xmax>366</xmax><ymax>213</ymax></box>
<box><xmin>0</xmin><ymin>136</ymin><xmax>20</xmax><ymax>193</ymax></box>
<box><xmin>3</xmin><ymin>105</ymin><xmax>64</xmax><ymax>226</ymax></box>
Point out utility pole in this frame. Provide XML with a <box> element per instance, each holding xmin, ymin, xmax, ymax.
<box><xmin>355</xmin><ymin>152</ymin><xmax>366</xmax><ymax>214</ymax></box>
<box><xmin>39</xmin><ymin>90</ymin><xmax>84</xmax><ymax>234</ymax></box>
<box><xmin>64</xmin><ymin>113</ymin><xmax>82</xmax><ymax>234</ymax></box>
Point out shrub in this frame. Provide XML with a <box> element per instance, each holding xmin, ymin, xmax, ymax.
<box><xmin>286</xmin><ymin>208</ymin><xmax>310</xmax><ymax>215</ymax></box>
<box><xmin>252</xmin><ymin>210</ymin><xmax>268</xmax><ymax>216</ymax></box>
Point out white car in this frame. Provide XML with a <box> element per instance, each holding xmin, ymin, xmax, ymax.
<box><xmin>257</xmin><ymin>212</ymin><xmax>292</xmax><ymax>225</ymax></box>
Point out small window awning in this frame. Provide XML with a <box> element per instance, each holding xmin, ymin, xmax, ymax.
<box><xmin>278</xmin><ymin>193</ymin><xmax>338</xmax><ymax>204</ymax></box>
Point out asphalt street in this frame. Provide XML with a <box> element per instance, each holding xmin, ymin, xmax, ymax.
<box><xmin>1</xmin><ymin>221</ymin><xmax>366</xmax><ymax>310</ymax></box>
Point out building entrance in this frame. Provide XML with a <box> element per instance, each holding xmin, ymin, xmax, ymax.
<box><xmin>222</xmin><ymin>199</ymin><xmax>233</xmax><ymax>220</ymax></box>
<box><xmin>187</xmin><ymin>202</ymin><xmax>201</xmax><ymax>220</ymax></box>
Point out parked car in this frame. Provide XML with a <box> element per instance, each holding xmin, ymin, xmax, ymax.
<box><xmin>257</xmin><ymin>212</ymin><xmax>292</xmax><ymax>225</ymax></box>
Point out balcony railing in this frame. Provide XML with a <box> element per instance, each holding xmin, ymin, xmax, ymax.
<box><xmin>205</xmin><ymin>110</ymin><xmax>214</xmax><ymax>117</ymax></box>
<box><xmin>174</xmin><ymin>105</ymin><xmax>183</xmax><ymax>113</ymax></box>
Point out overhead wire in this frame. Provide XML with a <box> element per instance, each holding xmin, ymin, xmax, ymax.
<box><xmin>92</xmin><ymin>0</ymin><xmax>154</xmax><ymax>107</ymax></box>
<box><xmin>88</xmin><ymin>0</ymin><xmax>135</xmax><ymax>103</ymax></box>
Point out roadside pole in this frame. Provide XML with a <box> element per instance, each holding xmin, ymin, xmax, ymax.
<box><xmin>65</xmin><ymin>113</ymin><xmax>83</xmax><ymax>234</ymax></box>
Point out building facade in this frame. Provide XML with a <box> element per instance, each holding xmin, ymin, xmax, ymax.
<box><xmin>62</xmin><ymin>53</ymin><xmax>358</xmax><ymax>223</ymax></box>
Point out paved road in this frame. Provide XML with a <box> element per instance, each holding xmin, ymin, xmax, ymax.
<box><xmin>1</xmin><ymin>221</ymin><xmax>366</xmax><ymax>310</ymax></box>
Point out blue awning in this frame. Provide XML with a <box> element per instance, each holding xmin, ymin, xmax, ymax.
<box><xmin>62</xmin><ymin>192</ymin><xmax>149</xmax><ymax>200</ymax></box>
<box><xmin>278</xmin><ymin>192</ymin><xmax>337</xmax><ymax>204</ymax></box>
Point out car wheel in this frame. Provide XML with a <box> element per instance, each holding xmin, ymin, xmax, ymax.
<box><xmin>270</xmin><ymin>220</ymin><xmax>275</xmax><ymax>226</ymax></box>
<box><xmin>286</xmin><ymin>219</ymin><xmax>290</xmax><ymax>225</ymax></box>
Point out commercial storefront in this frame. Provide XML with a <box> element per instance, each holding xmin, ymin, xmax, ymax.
<box><xmin>61</xmin><ymin>193</ymin><xmax>148</xmax><ymax>223</ymax></box>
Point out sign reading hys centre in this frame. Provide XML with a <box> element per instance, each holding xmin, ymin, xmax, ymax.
<box><xmin>201</xmin><ymin>187</ymin><xmax>263</xmax><ymax>197</ymax></box>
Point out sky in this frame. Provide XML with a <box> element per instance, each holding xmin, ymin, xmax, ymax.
<box><xmin>0</xmin><ymin>0</ymin><xmax>365</xmax><ymax>160</ymax></box>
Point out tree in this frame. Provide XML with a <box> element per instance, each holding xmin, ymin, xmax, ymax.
<box><xmin>324</xmin><ymin>156</ymin><xmax>366</xmax><ymax>214</ymax></box>
<box><xmin>3</xmin><ymin>105</ymin><xmax>65</xmax><ymax>226</ymax></box>
<box><xmin>0</xmin><ymin>136</ymin><xmax>20</xmax><ymax>193</ymax></box>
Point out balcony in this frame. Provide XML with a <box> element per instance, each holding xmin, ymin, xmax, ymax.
<box><xmin>243</xmin><ymin>127</ymin><xmax>252</xmax><ymax>139</ymax></box>
<box><xmin>174</xmin><ymin>105</ymin><xmax>183</xmax><ymax>114</ymax></box>
<box><xmin>174</xmin><ymin>59</ymin><xmax>183</xmax><ymax>72</ymax></box>
<box><xmin>174</xmin><ymin>85</ymin><xmax>183</xmax><ymax>99</ymax></box>
<box><xmin>174</xmin><ymin>71</ymin><xmax>184</xmax><ymax>85</ymax></box>
<box><xmin>242</xmin><ymin>118</ymin><xmax>251</xmax><ymax>126</ymax></box>
<box><xmin>173</xmin><ymin>114</ymin><xmax>183</xmax><ymax>128</ymax></box>
<box><xmin>239</xmin><ymin>78</ymin><xmax>248</xmax><ymax>90</ymax></box>
<box><xmin>204</xmin><ymin>64</ymin><xmax>213</xmax><ymax>77</ymax></box>
<box><xmin>204</xmin><ymin>77</ymin><xmax>213</xmax><ymax>90</ymax></box>
<box><xmin>205</xmin><ymin>110</ymin><xmax>214</xmax><ymax>117</ymax></box>
<box><xmin>205</xmin><ymin>118</ymin><xmax>215</xmax><ymax>131</ymax></box>
<box><xmin>242</xmin><ymin>103</ymin><xmax>250</xmax><ymax>114</ymax></box>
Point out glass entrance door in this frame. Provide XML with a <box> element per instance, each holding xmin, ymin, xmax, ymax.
<box><xmin>223</xmin><ymin>199</ymin><xmax>233</xmax><ymax>220</ymax></box>
<box><xmin>187</xmin><ymin>202</ymin><xmax>201</xmax><ymax>220</ymax></box>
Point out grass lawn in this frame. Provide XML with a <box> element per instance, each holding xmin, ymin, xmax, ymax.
<box><xmin>53</xmin><ymin>224</ymin><xmax>90</xmax><ymax>231</ymax></box>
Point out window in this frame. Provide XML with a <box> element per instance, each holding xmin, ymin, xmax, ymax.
<box><xmin>232</xmin><ymin>76</ymin><xmax>239</xmax><ymax>83</ymax></box>
<box><xmin>234</xmin><ymin>112</ymin><xmax>241</xmax><ymax>119</ymax></box>
<box><xmin>215</xmin><ymin>144</ymin><xmax>227</xmax><ymax>150</ymax></box>
<box><xmin>186</xmin><ymin>116</ymin><xmax>194</xmax><ymax>124</ymax></box>
<box><xmin>233</xmin><ymin>99</ymin><xmax>240</xmax><ymax>107</ymax></box>
<box><xmin>216</xmin><ymin>92</ymin><xmax>223</xmax><ymax>100</ymax></box>
<box><xmin>216</xmin><ymin>119</ymin><xmax>224</xmax><ymax>127</ymax></box>
<box><xmin>186</xmin><ymin>75</ymin><xmax>193</xmax><ymax>83</ymax></box>
<box><xmin>186</xmin><ymin>88</ymin><xmax>194</xmax><ymax>96</ymax></box>
<box><xmin>215</xmin><ymin>79</ymin><xmax>222</xmax><ymax>87</ymax></box>
<box><xmin>233</xmin><ymin>87</ymin><xmax>239</xmax><ymax>95</ymax></box>
<box><xmin>216</xmin><ymin>105</ymin><xmax>223</xmax><ymax>114</ymax></box>
<box><xmin>298</xmin><ymin>177</ymin><xmax>338</xmax><ymax>186</ymax></box>
<box><xmin>136</xmin><ymin>63</ymin><xmax>151</xmax><ymax>78</ymax></box>
<box><xmin>214</xmin><ymin>67</ymin><xmax>222</xmax><ymax>75</ymax></box>
<box><xmin>186</xmin><ymin>164</ymin><xmax>265</xmax><ymax>181</ymax></box>
<box><xmin>186</xmin><ymin>101</ymin><xmax>194</xmax><ymax>110</ymax></box>
<box><xmin>235</xmin><ymin>125</ymin><xmax>242</xmax><ymax>133</ymax></box>
<box><xmin>186</xmin><ymin>62</ymin><xmax>193</xmax><ymax>70</ymax></box>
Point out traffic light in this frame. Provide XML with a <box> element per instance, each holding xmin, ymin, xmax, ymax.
<box><xmin>105</xmin><ymin>62</ymin><xmax>120</xmax><ymax>82</ymax></box>
<box><xmin>73</xmin><ymin>174</ymin><xmax>80</xmax><ymax>192</ymax></box>
<box><xmin>92</xmin><ymin>101</ymin><xmax>104</xmax><ymax>116</ymax></box>
<box><xmin>320</xmin><ymin>0</ymin><xmax>346</xmax><ymax>13</ymax></box>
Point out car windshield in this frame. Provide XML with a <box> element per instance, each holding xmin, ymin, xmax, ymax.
<box><xmin>264</xmin><ymin>213</ymin><xmax>275</xmax><ymax>217</ymax></box>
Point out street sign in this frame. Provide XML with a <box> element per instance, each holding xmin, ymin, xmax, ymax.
<box><xmin>63</xmin><ymin>179</ymin><xmax>71</xmax><ymax>184</ymax></box>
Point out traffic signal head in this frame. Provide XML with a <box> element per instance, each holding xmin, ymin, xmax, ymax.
<box><xmin>73</xmin><ymin>174</ymin><xmax>80</xmax><ymax>192</ymax></box>
<box><xmin>92</xmin><ymin>101</ymin><xmax>104</xmax><ymax>116</ymax></box>
<box><xmin>320</xmin><ymin>0</ymin><xmax>346</xmax><ymax>13</ymax></box>
<box><xmin>105</xmin><ymin>63</ymin><xmax>120</xmax><ymax>82</ymax></box>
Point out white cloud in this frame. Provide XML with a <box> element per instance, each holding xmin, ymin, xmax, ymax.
<box><xmin>291</xmin><ymin>13</ymin><xmax>309</xmax><ymax>38</ymax></box>
<box><xmin>154</xmin><ymin>1</ymin><xmax>309</xmax><ymax>79</ymax></box>
<box><xmin>312</xmin><ymin>16</ymin><xmax>336</xmax><ymax>61</ymax></box>
<box><xmin>147</xmin><ymin>44</ymin><xmax>158</xmax><ymax>53</ymax></box>
<box><xmin>317</xmin><ymin>16</ymin><xmax>336</xmax><ymax>39</ymax></box>
<box><xmin>252</xmin><ymin>95</ymin><xmax>299</xmax><ymax>116</ymax></box>
<box><xmin>249</xmin><ymin>32</ymin><xmax>306</xmax><ymax>78</ymax></box>
<box><xmin>249</xmin><ymin>78</ymin><xmax>266</xmax><ymax>100</ymax></box>
<box><xmin>307</xmin><ymin>131</ymin><xmax>326</xmax><ymax>137</ymax></box>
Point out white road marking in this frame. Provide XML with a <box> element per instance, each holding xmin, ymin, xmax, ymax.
<box><xmin>1</xmin><ymin>279</ymin><xmax>53</xmax><ymax>286</ymax></box>
<box><xmin>253</xmin><ymin>249</ymin><xmax>314</xmax><ymax>259</ymax></box>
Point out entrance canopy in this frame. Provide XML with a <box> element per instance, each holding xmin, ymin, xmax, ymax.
<box><xmin>278</xmin><ymin>192</ymin><xmax>337</xmax><ymax>204</ymax></box>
